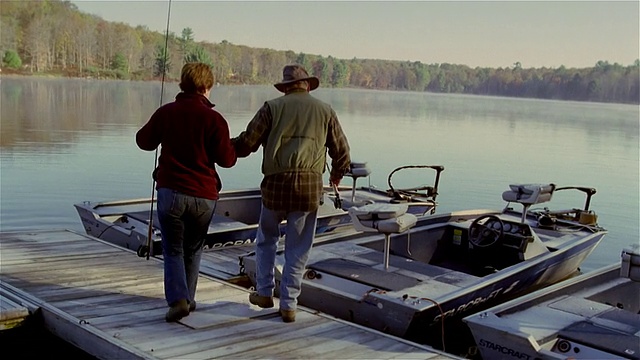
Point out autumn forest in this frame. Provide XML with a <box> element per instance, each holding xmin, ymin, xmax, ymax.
<box><xmin>1</xmin><ymin>0</ymin><xmax>638</xmax><ymax>104</ymax></box>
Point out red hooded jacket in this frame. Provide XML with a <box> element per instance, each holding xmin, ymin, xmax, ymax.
<box><xmin>136</xmin><ymin>92</ymin><xmax>237</xmax><ymax>200</ymax></box>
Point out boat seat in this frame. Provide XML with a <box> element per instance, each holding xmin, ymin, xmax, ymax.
<box><xmin>621</xmin><ymin>245</ymin><xmax>640</xmax><ymax>281</ymax></box>
<box><xmin>124</xmin><ymin>211</ymin><xmax>249</xmax><ymax>233</ymax></box>
<box><xmin>124</xmin><ymin>210</ymin><xmax>160</xmax><ymax>228</ymax></box>
<box><xmin>345</xmin><ymin>161</ymin><xmax>372</xmax><ymax>203</ymax></box>
<box><xmin>348</xmin><ymin>203</ymin><xmax>417</xmax><ymax>233</ymax></box>
<box><xmin>343</xmin><ymin>162</ymin><xmax>371</xmax><ymax>204</ymax></box>
<box><xmin>348</xmin><ymin>203</ymin><xmax>417</xmax><ymax>270</ymax></box>
<box><xmin>338</xmin><ymin>198</ymin><xmax>375</xmax><ymax>211</ymax></box>
<box><xmin>208</xmin><ymin>214</ymin><xmax>251</xmax><ymax>231</ymax></box>
<box><xmin>502</xmin><ymin>183</ymin><xmax>555</xmax><ymax>223</ymax></box>
<box><xmin>347</xmin><ymin>161</ymin><xmax>372</xmax><ymax>178</ymax></box>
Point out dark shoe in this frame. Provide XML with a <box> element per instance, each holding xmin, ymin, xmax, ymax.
<box><xmin>249</xmin><ymin>291</ymin><xmax>274</xmax><ymax>308</ymax></box>
<box><xmin>189</xmin><ymin>301</ymin><xmax>196</xmax><ymax>312</ymax></box>
<box><xmin>165</xmin><ymin>299</ymin><xmax>189</xmax><ymax>322</ymax></box>
<box><xmin>280</xmin><ymin>308</ymin><xmax>296</xmax><ymax>323</ymax></box>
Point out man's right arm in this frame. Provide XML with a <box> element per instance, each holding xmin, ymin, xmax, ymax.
<box><xmin>232</xmin><ymin>102</ymin><xmax>271</xmax><ymax>158</ymax></box>
<box><xmin>326</xmin><ymin>110</ymin><xmax>351</xmax><ymax>186</ymax></box>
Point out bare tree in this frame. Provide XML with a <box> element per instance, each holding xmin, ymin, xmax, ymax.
<box><xmin>24</xmin><ymin>15</ymin><xmax>51</xmax><ymax>71</ymax></box>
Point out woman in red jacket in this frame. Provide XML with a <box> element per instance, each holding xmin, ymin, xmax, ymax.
<box><xmin>136</xmin><ymin>62</ymin><xmax>237</xmax><ymax>322</ymax></box>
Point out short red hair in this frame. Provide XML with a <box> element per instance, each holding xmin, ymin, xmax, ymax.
<box><xmin>179</xmin><ymin>63</ymin><xmax>214</xmax><ymax>94</ymax></box>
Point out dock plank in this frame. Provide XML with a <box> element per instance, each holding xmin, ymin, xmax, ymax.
<box><xmin>149</xmin><ymin>313</ymin><xmax>323</xmax><ymax>358</ymax></box>
<box><xmin>0</xmin><ymin>229</ymin><xmax>460</xmax><ymax>360</ymax></box>
<box><xmin>241</xmin><ymin>321</ymin><xmax>376</xmax><ymax>358</ymax></box>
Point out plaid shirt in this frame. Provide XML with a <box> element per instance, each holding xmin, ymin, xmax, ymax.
<box><xmin>233</xmin><ymin>91</ymin><xmax>351</xmax><ymax>212</ymax></box>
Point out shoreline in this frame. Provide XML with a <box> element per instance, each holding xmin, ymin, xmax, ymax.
<box><xmin>2</xmin><ymin>71</ymin><xmax>637</xmax><ymax>106</ymax></box>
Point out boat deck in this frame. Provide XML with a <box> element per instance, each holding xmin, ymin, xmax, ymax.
<box><xmin>308</xmin><ymin>241</ymin><xmax>480</xmax><ymax>297</ymax></box>
<box><xmin>0</xmin><ymin>229</ymin><xmax>461</xmax><ymax>360</ymax></box>
<box><xmin>195</xmin><ymin>227</ymin><xmax>361</xmax><ymax>284</ymax></box>
<box><xmin>200</xmin><ymin>246</ymin><xmax>253</xmax><ymax>284</ymax></box>
<box><xmin>492</xmin><ymin>266</ymin><xmax>640</xmax><ymax>357</ymax></box>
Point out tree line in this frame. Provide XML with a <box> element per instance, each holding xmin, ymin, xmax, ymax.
<box><xmin>2</xmin><ymin>0</ymin><xmax>638</xmax><ymax>104</ymax></box>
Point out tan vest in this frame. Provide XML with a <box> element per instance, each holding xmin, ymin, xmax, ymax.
<box><xmin>262</xmin><ymin>92</ymin><xmax>332</xmax><ymax>176</ymax></box>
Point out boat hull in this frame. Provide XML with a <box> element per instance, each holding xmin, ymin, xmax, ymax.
<box><xmin>74</xmin><ymin>187</ymin><xmax>436</xmax><ymax>255</ymax></box>
<box><xmin>240</xmin><ymin>204</ymin><xmax>607</xmax><ymax>352</ymax></box>
<box><xmin>463</xmin><ymin>246</ymin><xmax>640</xmax><ymax>360</ymax></box>
<box><xmin>247</xmin><ymin>231</ymin><xmax>605</xmax><ymax>341</ymax></box>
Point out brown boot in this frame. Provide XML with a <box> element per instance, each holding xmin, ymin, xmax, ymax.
<box><xmin>280</xmin><ymin>308</ymin><xmax>296</xmax><ymax>323</ymax></box>
<box><xmin>165</xmin><ymin>299</ymin><xmax>189</xmax><ymax>322</ymax></box>
<box><xmin>249</xmin><ymin>292</ymin><xmax>274</xmax><ymax>308</ymax></box>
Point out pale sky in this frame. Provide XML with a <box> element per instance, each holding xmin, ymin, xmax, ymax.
<box><xmin>71</xmin><ymin>0</ymin><xmax>639</xmax><ymax>69</ymax></box>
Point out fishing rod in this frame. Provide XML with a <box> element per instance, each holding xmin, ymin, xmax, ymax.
<box><xmin>144</xmin><ymin>0</ymin><xmax>173</xmax><ymax>260</ymax></box>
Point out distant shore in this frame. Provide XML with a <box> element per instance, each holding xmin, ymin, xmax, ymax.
<box><xmin>3</xmin><ymin>70</ymin><xmax>638</xmax><ymax>106</ymax></box>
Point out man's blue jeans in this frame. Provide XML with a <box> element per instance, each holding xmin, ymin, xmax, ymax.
<box><xmin>254</xmin><ymin>206</ymin><xmax>318</xmax><ymax>311</ymax></box>
<box><xmin>156</xmin><ymin>188</ymin><xmax>216</xmax><ymax>306</ymax></box>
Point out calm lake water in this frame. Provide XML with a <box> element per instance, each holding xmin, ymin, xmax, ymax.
<box><xmin>1</xmin><ymin>75</ymin><xmax>638</xmax><ymax>275</ymax></box>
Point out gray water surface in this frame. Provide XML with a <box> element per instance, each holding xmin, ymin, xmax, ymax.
<box><xmin>1</xmin><ymin>76</ymin><xmax>638</xmax><ymax>271</ymax></box>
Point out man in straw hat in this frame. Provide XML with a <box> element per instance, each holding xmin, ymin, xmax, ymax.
<box><xmin>233</xmin><ymin>64</ymin><xmax>351</xmax><ymax>322</ymax></box>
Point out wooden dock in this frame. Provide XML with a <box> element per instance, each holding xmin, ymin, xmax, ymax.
<box><xmin>0</xmin><ymin>229</ymin><xmax>461</xmax><ymax>360</ymax></box>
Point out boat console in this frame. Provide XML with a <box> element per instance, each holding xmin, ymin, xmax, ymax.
<box><xmin>468</xmin><ymin>215</ymin><xmax>549</xmax><ymax>268</ymax></box>
<box><xmin>423</xmin><ymin>214</ymin><xmax>549</xmax><ymax>275</ymax></box>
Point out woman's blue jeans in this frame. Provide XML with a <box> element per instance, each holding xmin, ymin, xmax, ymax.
<box><xmin>156</xmin><ymin>188</ymin><xmax>216</xmax><ymax>306</ymax></box>
<box><xmin>254</xmin><ymin>206</ymin><xmax>318</xmax><ymax>311</ymax></box>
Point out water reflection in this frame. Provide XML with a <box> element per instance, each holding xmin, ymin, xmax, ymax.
<box><xmin>1</xmin><ymin>76</ymin><xmax>638</xmax><ymax>272</ymax></box>
<box><xmin>2</xmin><ymin>76</ymin><xmax>638</xmax><ymax>149</ymax></box>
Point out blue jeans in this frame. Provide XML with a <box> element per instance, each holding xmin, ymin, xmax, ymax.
<box><xmin>156</xmin><ymin>188</ymin><xmax>216</xmax><ymax>306</ymax></box>
<box><xmin>254</xmin><ymin>206</ymin><xmax>317</xmax><ymax>311</ymax></box>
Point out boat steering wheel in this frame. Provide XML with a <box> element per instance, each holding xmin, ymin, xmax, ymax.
<box><xmin>468</xmin><ymin>214</ymin><xmax>504</xmax><ymax>248</ymax></box>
